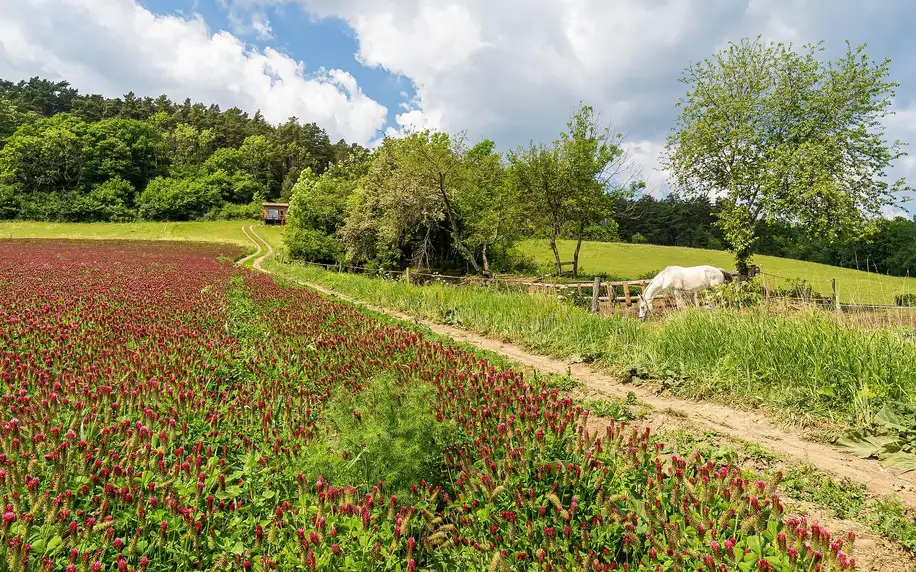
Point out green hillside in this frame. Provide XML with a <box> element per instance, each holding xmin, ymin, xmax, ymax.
<box><xmin>0</xmin><ymin>220</ymin><xmax>284</xmax><ymax>250</ymax></box>
<box><xmin>519</xmin><ymin>239</ymin><xmax>916</xmax><ymax>305</ymax></box>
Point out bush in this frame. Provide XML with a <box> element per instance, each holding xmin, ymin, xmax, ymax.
<box><xmin>299</xmin><ymin>374</ymin><xmax>463</xmax><ymax>496</ymax></box>
<box><xmin>64</xmin><ymin>177</ymin><xmax>136</xmax><ymax>222</ymax></box>
<box><xmin>0</xmin><ymin>183</ymin><xmax>21</xmax><ymax>219</ymax></box>
<box><xmin>136</xmin><ymin>176</ymin><xmax>222</xmax><ymax>221</ymax></box>
<box><xmin>204</xmin><ymin>201</ymin><xmax>261</xmax><ymax>221</ymax></box>
<box><xmin>284</xmin><ymin>227</ymin><xmax>344</xmax><ymax>264</ymax></box>
<box><xmin>631</xmin><ymin>232</ymin><xmax>648</xmax><ymax>244</ymax></box>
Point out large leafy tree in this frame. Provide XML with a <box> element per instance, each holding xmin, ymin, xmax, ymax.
<box><xmin>511</xmin><ymin>103</ymin><xmax>628</xmax><ymax>276</ymax></box>
<box><xmin>83</xmin><ymin>118</ymin><xmax>168</xmax><ymax>191</ymax></box>
<box><xmin>664</xmin><ymin>37</ymin><xmax>909</xmax><ymax>274</ymax></box>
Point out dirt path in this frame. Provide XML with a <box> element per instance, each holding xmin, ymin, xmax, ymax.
<box><xmin>236</xmin><ymin>225</ymin><xmax>262</xmax><ymax>266</ymax></box>
<box><xmin>242</xmin><ymin>227</ymin><xmax>916</xmax><ymax>508</ymax></box>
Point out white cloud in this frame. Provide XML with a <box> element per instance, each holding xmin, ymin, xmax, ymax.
<box><xmin>273</xmin><ymin>0</ymin><xmax>915</xmax><ymax>203</ymax></box>
<box><xmin>882</xmin><ymin>205</ymin><xmax>911</xmax><ymax>219</ymax></box>
<box><xmin>0</xmin><ymin>0</ymin><xmax>388</xmax><ymax>144</ymax></box>
<box><xmin>621</xmin><ymin>140</ymin><xmax>669</xmax><ymax>198</ymax></box>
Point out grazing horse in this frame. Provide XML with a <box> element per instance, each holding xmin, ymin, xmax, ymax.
<box><xmin>637</xmin><ymin>265</ymin><xmax>733</xmax><ymax>321</ymax></box>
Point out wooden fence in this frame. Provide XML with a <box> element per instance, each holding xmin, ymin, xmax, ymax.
<box><xmin>520</xmin><ymin>278</ymin><xmax>661</xmax><ymax>314</ymax></box>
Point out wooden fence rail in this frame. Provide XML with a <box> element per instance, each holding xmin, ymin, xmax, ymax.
<box><xmin>521</xmin><ymin>279</ymin><xmax>657</xmax><ymax>313</ymax></box>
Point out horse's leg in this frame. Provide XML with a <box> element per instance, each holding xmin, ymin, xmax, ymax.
<box><xmin>692</xmin><ymin>292</ymin><xmax>699</xmax><ymax>307</ymax></box>
<box><xmin>674</xmin><ymin>291</ymin><xmax>686</xmax><ymax>309</ymax></box>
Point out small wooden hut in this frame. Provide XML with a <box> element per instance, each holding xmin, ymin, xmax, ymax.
<box><xmin>262</xmin><ymin>202</ymin><xmax>289</xmax><ymax>225</ymax></box>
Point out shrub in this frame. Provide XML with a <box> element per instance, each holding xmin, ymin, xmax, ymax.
<box><xmin>204</xmin><ymin>201</ymin><xmax>262</xmax><ymax>221</ymax></box>
<box><xmin>285</xmin><ymin>227</ymin><xmax>344</xmax><ymax>264</ymax></box>
<box><xmin>64</xmin><ymin>177</ymin><xmax>136</xmax><ymax>222</ymax></box>
<box><xmin>299</xmin><ymin>374</ymin><xmax>463</xmax><ymax>496</ymax></box>
<box><xmin>136</xmin><ymin>175</ymin><xmax>222</xmax><ymax>220</ymax></box>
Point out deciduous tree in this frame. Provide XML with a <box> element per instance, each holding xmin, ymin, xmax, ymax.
<box><xmin>664</xmin><ymin>37</ymin><xmax>909</xmax><ymax>274</ymax></box>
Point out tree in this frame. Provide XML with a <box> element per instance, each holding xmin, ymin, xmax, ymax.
<box><xmin>664</xmin><ymin>37</ymin><xmax>909</xmax><ymax>274</ymax></box>
<box><xmin>394</xmin><ymin>130</ymin><xmax>491</xmax><ymax>274</ymax></box>
<box><xmin>510</xmin><ymin>103</ymin><xmax>628</xmax><ymax>276</ymax></box>
<box><xmin>83</xmin><ymin>118</ymin><xmax>168</xmax><ymax>191</ymax></box>
<box><xmin>0</xmin><ymin>113</ymin><xmax>88</xmax><ymax>196</ymax></box>
<box><xmin>284</xmin><ymin>168</ymin><xmax>356</xmax><ymax>263</ymax></box>
<box><xmin>458</xmin><ymin>140</ymin><xmax>522</xmax><ymax>274</ymax></box>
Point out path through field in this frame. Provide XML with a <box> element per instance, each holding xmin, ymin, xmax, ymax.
<box><xmin>242</xmin><ymin>226</ymin><xmax>916</xmax><ymax>509</ymax></box>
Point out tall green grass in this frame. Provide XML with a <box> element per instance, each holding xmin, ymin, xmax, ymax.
<box><xmin>266</xmin><ymin>259</ymin><xmax>916</xmax><ymax>426</ymax></box>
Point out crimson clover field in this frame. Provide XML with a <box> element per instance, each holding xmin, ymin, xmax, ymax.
<box><xmin>0</xmin><ymin>240</ymin><xmax>855</xmax><ymax>571</ymax></box>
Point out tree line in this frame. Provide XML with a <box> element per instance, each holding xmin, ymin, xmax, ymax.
<box><xmin>1</xmin><ymin>35</ymin><xmax>910</xmax><ymax>277</ymax></box>
<box><xmin>0</xmin><ymin>76</ymin><xmax>365</xmax><ymax>222</ymax></box>
<box><xmin>285</xmin><ymin>104</ymin><xmax>637</xmax><ymax>276</ymax></box>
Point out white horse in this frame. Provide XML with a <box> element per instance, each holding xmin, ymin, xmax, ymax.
<box><xmin>637</xmin><ymin>265</ymin><xmax>732</xmax><ymax>321</ymax></box>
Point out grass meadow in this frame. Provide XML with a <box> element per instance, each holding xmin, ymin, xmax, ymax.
<box><xmin>265</xmin><ymin>258</ymin><xmax>916</xmax><ymax>428</ymax></box>
<box><xmin>4</xmin><ymin>220</ymin><xmax>912</xmax><ymax>305</ymax></box>
<box><xmin>0</xmin><ymin>220</ymin><xmax>285</xmax><ymax>250</ymax></box>
<box><xmin>519</xmin><ymin>239</ymin><xmax>916</xmax><ymax>305</ymax></box>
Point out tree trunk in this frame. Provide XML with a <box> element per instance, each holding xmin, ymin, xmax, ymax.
<box><xmin>550</xmin><ymin>237</ymin><xmax>562</xmax><ymax>275</ymax></box>
<box><xmin>437</xmin><ymin>174</ymin><xmax>485</xmax><ymax>275</ymax></box>
<box><xmin>735</xmin><ymin>248</ymin><xmax>752</xmax><ymax>280</ymax></box>
<box><xmin>481</xmin><ymin>244</ymin><xmax>491</xmax><ymax>277</ymax></box>
<box><xmin>572</xmin><ymin>225</ymin><xmax>584</xmax><ymax>277</ymax></box>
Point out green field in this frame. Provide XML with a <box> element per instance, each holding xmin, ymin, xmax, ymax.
<box><xmin>0</xmin><ymin>220</ymin><xmax>285</xmax><ymax>251</ymax></box>
<box><xmin>520</xmin><ymin>239</ymin><xmax>916</xmax><ymax>305</ymax></box>
<box><xmin>2</xmin><ymin>221</ymin><xmax>912</xmax><ymax>305</ymax></box>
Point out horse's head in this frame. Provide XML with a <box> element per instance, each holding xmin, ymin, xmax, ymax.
<box><xmin>637</xmin><ymin>293</ymin><xmax>649</xmax><ymax>321</ymax></box>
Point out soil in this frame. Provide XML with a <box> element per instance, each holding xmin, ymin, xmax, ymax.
<box><xmin>243</xmin><ymin>225</ymin><xmax>916</xmax><ymax>568</ymax></box>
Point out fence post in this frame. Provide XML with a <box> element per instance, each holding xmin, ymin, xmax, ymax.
<box><xmin>404</xmin><ymin>267</ymin><xmax>410</xmax><ymax>285</ymax></box>
<box><xmin>832</xmin><ymin>278</ymin><xmax>840</xmax><ymax>313</ymax></box>
<box><xmin>764</xmin><ymin>279</ymin><xmax>771</xmax><ymax>305</ymax></box>
<box><xmin>623</xmin><ymin>283</ymin><xmax>631</xmax><ymax>306</ymax></box>
<box><xmin>591</xmin><ymin>277</ymin><xmax>601</xmax><ymax>313</ymax></box>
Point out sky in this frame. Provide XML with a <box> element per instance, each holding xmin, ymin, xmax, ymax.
<box><xmin>1</xmin><ymin>0</ymin><xmax>916</xmax><ymax>213</ymax></box>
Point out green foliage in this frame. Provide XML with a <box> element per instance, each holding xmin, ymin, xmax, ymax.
<box><xmin>300</xmin><ymin>374</ymin><xmax>462</xmax><ymax>496</ymax></box>
<box><xmin>285</xmin><ymin>228</ymin><xmax>344</xmax><ymax>263</ymax></box>
<box><xmin>836</xmin><ymin>402</ymin><xmax>916</xmax><ymax>470</ymax></box>
<box><xmin>284</xmin><ymin>167</ymin><xmax>357</xmax><ymax>264</ymax></box>
<box><xmin>510</xmin><ymin>103</ymin><xmax>630</xmax><ymax>275</ymax></box>
<box><xmin>665</xmin><ymin>37</ymin><xmax>909</xmax><ymax>272</ymax></box>
<box><xmin>82</xmin><ymin>117</ymin><xmax>168</xmax><ymax>189</ymax></box>
<box><xmin>203</xmin><ymin>201</ymin><xmax>262</xmax><ymax>221</ymax></box>
<box><xmin>0</xmin><ymin>75</ymin><xmax>365</xmax><ymax>222</ymax></box>
<box><xmin>137</xmin><ymin>176</ymin><xmax>222</xmax><ymax>221</ymax></box>
<box><xmin>64</xmin><ymin>176</ymin><xmax>136</xmax><ymax>222</ymax></box>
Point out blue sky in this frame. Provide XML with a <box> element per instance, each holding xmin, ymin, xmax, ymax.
<box><xmin>1</xmin><ymin>0</ymin><xmax>915</xmax><ymax>213</ymax></box>
<box><xmin>159</xmin><ymin>0</ymin><xmax>416</xmax><ymax>136</ymax></box>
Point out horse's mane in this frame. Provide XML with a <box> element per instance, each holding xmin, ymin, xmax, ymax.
<box><xmin>719</xmin><ymin>268</ymin><xmax>734</xmax><ymax>283</ymax></box>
